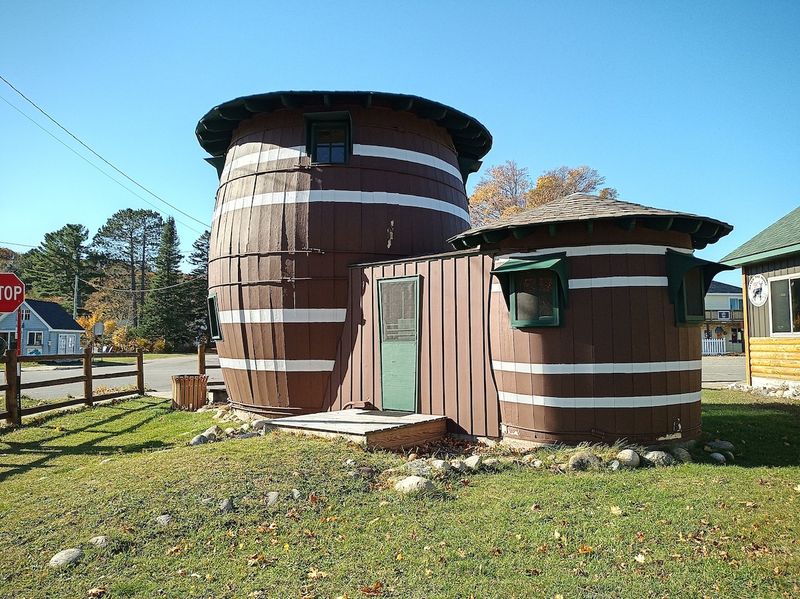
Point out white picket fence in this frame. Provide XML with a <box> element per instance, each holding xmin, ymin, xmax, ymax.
<box><xmin>702</xmin><ymin>338</ymin><xmax>727</xmax><ymax>355</ymax></box>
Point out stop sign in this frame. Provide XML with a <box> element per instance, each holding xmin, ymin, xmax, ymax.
<box><xmin>0</xmin><ymin>273</ymin><xmax>25</xmax><ymax>312</ymax></box>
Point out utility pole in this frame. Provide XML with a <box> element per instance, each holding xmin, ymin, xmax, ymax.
<box><xmin>73</xmin><ymin>273</ymin><xmax>79</xmax><ymax>319</ymax></box>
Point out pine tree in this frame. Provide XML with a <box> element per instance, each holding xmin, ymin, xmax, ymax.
<box><xmin>22</xmin><ymin>224</ymin><xmax>95</xmax><ymax>314</ymax></box>
<box><xmin>187</xmin><ymin>230</ymin><xmax>210</xmax><ymax>342</ymax></box>
<box><xmin>138</xmin><ymin>218</ymin><xmax>191</xmax><ymax>349</ymax></box>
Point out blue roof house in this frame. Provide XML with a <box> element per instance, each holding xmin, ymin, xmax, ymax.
<box><xmin>0</xmin><ymin>299</ymin><xmax>84</xmax><ymax>356</ymax></box>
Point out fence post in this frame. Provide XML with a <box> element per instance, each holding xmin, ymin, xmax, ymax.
<box><xmin>83</xmin><ymin>345</ymin><xmax>93</xmax><ymax>406</ymax></box>
<box><xmin>136</xmin><ymin>350</ymin><xmax>145</xmax><ymax>395</ymax></box>
<box><xmin>5</xmin><ymin>349</ymin><xmax>20</xmax><ymax>426</ymax></box>
<box><xmin>198</xmin><ymin>343</ymin><xmax>206</xmax><ymax>375</ymax></box>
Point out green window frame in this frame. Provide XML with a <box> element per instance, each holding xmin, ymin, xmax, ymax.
<box><xmin>666</xmin><ymin>250</ymin><xmax>732</xmax><ymax>325</ymax></box>
<box><xmin>491</xmin><ymin>253</ymin><xmax>569</xmax><ymax>329</ymax></box>
<box><xmin>207</xmin><ymin>293</ymin><xmax>223</xmax><ymax>341</ymax></box>
<box><xmin>305</xmin><ymin>111</ymin><xmax>351</xmax><ymax>165</ymax></box>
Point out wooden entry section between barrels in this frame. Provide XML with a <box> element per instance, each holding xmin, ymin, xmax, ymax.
<box><xmin>268</xmin><ymin>409</ymin><xmax>447</xmax><ymax>449</ymax></box>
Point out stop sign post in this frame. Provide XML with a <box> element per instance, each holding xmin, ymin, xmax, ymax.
<box><xmin>0</xmin><ymin>273</ymin><xmax>26</xmax><ymax>356</ymax></box>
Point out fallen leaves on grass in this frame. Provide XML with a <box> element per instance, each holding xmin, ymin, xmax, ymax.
<box><xmin>577</xmin><ymin>544</ymin><xmax>594</xmax><ymax>554</ymax></box>
<box><xmin>360</xmin><ymin>581</ymin><xmax>383</xmax><ymax>596</ymax></box>
<box><xmin>634</xmin><ymin>554</ymin><xmax>646</xmax><ymax>564</ymax></box>
<box><xmin>307</xmin><ymin>567</ymin><xmax>328</xmax><ymax>580</ymax></box>
<box><xmin>609</xmin><ymin>506</ymin><xmax>623</xmax><ymax>516</ymax></box>
<box><xmin>247</xmin><ymin>552</ymin><xmax>276</xmax><ymax>567</ymax></box>
<box><xmin>87</xmin><ymin>588</ymin><xmax>107</xmax><ymax>598</ymax></box>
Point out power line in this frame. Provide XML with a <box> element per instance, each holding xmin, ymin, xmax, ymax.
<box><xmin>0</xmin><ymin>74</ymin><xmax>211</xmax><ymax>228</ymax></box>
<box><xmin>79</xmin><ymin>276</ymin><xmax>203</xmax><ymax>293</ymax></box>
<box><xmin>0</xmin><ymin>93</ymin><xmax>205</xmax><ymax>236</ymax></box>
<box><xmin>0</xmin><ymin>240</ymin><xmax>37</xmax><ymax>248</ymax></box>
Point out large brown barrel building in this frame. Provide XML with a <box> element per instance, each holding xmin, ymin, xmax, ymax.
<box><xmin>197</xmin><ymin>90</ymin><xmax>733</xmax><ymax>444</ymax></box>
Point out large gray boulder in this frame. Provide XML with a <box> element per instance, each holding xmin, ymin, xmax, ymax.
<box><xmin>463</xmin><ymin>455</ymin><xmax>483</xmax><ymax>471</ymax></box>
<box><xmin>265</xmin><ymin>491</ymin><xmax>280</xmax><ymax>507</ymax></box>
<box><xmin>568</xmin><ymin>452</ymin><xmax>600</xmax><ymax>471</ymax></box>
<box><xmin>643</xmin><ymin>451</ymin><xmax>675</xmax><ymax>467</ymax></box>
<box><xmin>88</xmin><ymin>535</ymin><xmax>109</xmax><ymax>548</ymax></box>
<box><xmin>394</xmin><ymin>475</ymin><xmax>435</xmax><ymax>495</ymax></box>
<box><xmin>705</xmin><ymin>440</ymin><xmax>735</xmax><ymax>453</ymax></box>
<box><xmin>671</xmin><ymin>447</ymin><xmax>693</xmax><ymax>463</ymax></box>
<box><xmin>48</xmin><ymin>547</ymin><xmax>83</xmax><ymax>568</ymax></box>
<box><xmin>709</xmin><ymin>452</ymin><xmax>727</xmax><ymax>465</ymax></box>
<box><xmin>406</xmin><ymin>459</ymin><xmax>433</xmax><ymax>477</ymax></box>
<box><xmin>616</xmin><ymin>449</ymin><xmax>640</xmax><ymax>468</ymax></box>
<box><xmin>155</xmin><ymin>514</ymin><xmax>172</xmax><ymax>526</ymax></box>
<box><xmin>189</xmin><ymin>434</ymin><xmax>208</xmax><ymax>446</ymax></box>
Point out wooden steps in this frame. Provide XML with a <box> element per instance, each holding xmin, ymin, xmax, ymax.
<box><xmin>267</xmin><ymin>409</ymin><xmax>447</xmax><ymax>449</ymax></box>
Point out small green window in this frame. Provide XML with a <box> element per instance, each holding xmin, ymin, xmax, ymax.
<box><xmin>311</xmin><ymin>122</ymin><xmax>348</xmax><ymax>163</ymax></box>
<box><xmin>666</xmin><ymin>250</ymin><xmax>732</xmax><ymax>325</ymax></box>
<box><xmin>511</xmin><ymin>270</ymin><xmax>560</xmax><ymax>327</ymax></box>
<box><xmin>207</xmin><ymin>294</ymin><xmax>223</xmax><ymax>341</ymax></box>
<box><xmin>492</xmin><ymin>253</ymin><xmax>568</xmax><ymax>329</ymax></box>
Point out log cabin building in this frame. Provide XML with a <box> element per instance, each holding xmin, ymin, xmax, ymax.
<box><xmin>723</xmin><ymin>205</ymin><xmax>800</xmax><ymax>387</ymax></box>
<box><xmin>197</xmin><ymin>90</ymin><xmax>733</xmax><ymax>445</ymax></box>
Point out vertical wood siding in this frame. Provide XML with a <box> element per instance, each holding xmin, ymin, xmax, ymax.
<box><xmin>325</xmin><ymin>252</ymin><xmax>501</xmax><ymax>438</ymax></box>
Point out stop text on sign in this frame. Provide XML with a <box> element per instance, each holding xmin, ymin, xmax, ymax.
<box><xmin>0</xmin><ymin>273</ymin><xmax>26</xmax><ymax>312</ymax></box>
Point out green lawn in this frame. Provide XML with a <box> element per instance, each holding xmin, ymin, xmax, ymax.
<box><xmin>0</xmin><ymin>391</ymin><xmax>798</xmax><ymax>598</ymax></box>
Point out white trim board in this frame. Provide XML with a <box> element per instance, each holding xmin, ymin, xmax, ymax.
<box><xmin>494</xmin><ymin>244</ymin><xmax>693</xmax><ymax>265</ymax></box>
<box><xmin>214</xmin><ymin>190</ymin><xmax>470</xmax><ymax>223</ymax></box>
<box><xmin>219</xmin><ymin>309</ymin><xmax>347</xmax><ymax>324</ymax></box>
<box><xmin>492</xmin><ymin>360</ymin><xmax>701</xmax><ymax>375</ymax></box>
<box><xmin>490</xmin><ymin>276</ymin><xmax>668</xmax><ymax>292</ymax></box>
<box><xmin>498</xmin><ymin>391</ymin><xmax>701</xmax><ymax>409</ymax></box>
<box><xmin>220</xmin><ymin>143</ymin><xmax>463</xmax><ymax>183</ymax></box>
<box><xmin>219</xmin><ymin>357</ymin><xmax>335</xmax><ymax>372</ymax></box>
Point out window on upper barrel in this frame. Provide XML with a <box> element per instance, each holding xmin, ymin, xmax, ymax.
<box><xmin>207</xmin><ymin>293</ymin><xmax>223</xmax><ymax>341</ymax></box>
<box><xmin>310</xmin><ymin>121</ymin><xmax>349</xmax><ymax>164</ymax></box>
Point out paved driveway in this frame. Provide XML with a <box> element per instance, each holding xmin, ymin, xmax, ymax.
<box><xmin>701</xmin><ymin>355</ymin><xmax>746</xmax><ymax>387</ymax></box>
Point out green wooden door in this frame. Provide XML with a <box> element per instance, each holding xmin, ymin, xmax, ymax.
<box><xmin>378</xmin><ymin>276</ymin><xmax>420</xmax><ymax>412</ymax></box>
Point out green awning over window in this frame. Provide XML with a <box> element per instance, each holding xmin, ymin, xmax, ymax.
<box><xmin>491</xmin><ymin>253</ymin><xmax>569</xmax><ymax>305</ymax></box>
<box><xmin>665</xmin><ymin>250</ymin><xmax>734</xmax><ymax>304</ymax></box>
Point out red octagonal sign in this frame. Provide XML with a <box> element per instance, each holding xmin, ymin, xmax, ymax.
<box><xmin>0</xmin><ymin>273</ymin><xmax>25</xmax><ymax>313</ymax></box>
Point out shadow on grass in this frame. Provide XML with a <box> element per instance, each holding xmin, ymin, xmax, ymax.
<box><xmin>0</xmin><ymin>397</ymin><xmax>174</xmax><ymax>482</ymax></box>
<box><xmin>701</xmin><ymin>399</ymin><xmax>800</xmax><ymax>467</ymax></box>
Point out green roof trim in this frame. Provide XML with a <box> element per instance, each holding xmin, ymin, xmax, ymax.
<box><xmin>722</xmin><ymin>205</ymin><xmax>800</xmax><ymax>265</ymax></box>
<box><xmin>665</xmin><ymin>250</ymin><xmax>733</xmax><ymax>304</ymax></box>
<box><xmin>491</xmin><ymin>254</ymin><xmax>569</xmax><ymax>306</ymax></box>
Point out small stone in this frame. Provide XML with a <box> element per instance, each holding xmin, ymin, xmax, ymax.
<box><xmin>224</xmin><ymin>427</ymin><xmax>237</xmax><ymax>436</ymax></box>
<box><xmin>48</xmin><ymin>547</ymin><xmax>82</xmax><ymax>568</ymax></box>
<box><xmin>265</xmin><ymin>491</ymin><xmax>280</xmax><ymax>507</ymax></box>
<box><xmin>156</xmin><ymin>514</ymin><xmax>172</xmax><ymax>526</ymax></box>
<box><xmin>394</xmin><ymin>475</ymin><xmax>435</xmax><ymax>495</ymax></box>
<box><xmin>671</xmin><ymin>447</ymin><xmax>693</xmax><ymax>463</ymax></box>
<box><xmin>482</xmin><ymin>458</ymin><xmax>500</xmax><ymax>470</ymax></box>
<box><xmin>406</xmin><ymin>459</ymin><xmax>433</xmax><ymax>477</ymax></box>
<box><xmin>568</xmin><ymin>452</ymin><xmax>600</xmax><ymax>471</ymax></box>
<box><xmin>521</xmin><ymin>454</ymin><xmax>537</xmax><ymax>464</ymax></box>
<box><xmin>219</xmin><ymin>498</ymin><xmax>234</xmax><ymax>513</ymax></box>
<box><xmin>200</xmin><ymin>498</ymin><xmax>215</xmax><ymax>507</ymax></box>
<box><xmin>498</xmin><ymin>456</ymin><xmax>517</xmax><ymax>465</ymax></box>
<box><xmin>532</xmin><ymin>459</ymin><xmax>544</xmax><ymax>469</ymax></box>
<box><xmin>609</xmin><ymin>460</ymin><xmax>621</xmax><ymax>471</ymax></box>
<box><xmin>238</xmin><ymin>432</ymin><xmax>258</xmax><ymax>439</ymax></box>
<box><xmin>464</xmin><ymin>455</ymin><xmax>483</xmax><ymax>471</ymax></box>
<box><xmin>721</xmin><ymin>450</ymin><xmax>735</xmax><ymax>463</ymax></box>
<box><xmin>344</xmin><ymin>458</ymin><xmax>357</xmax><ymax>467</ymax></box>
<box><xmin>429</xmin><ymin>459</ymin><xmax>451</xmax><ymax>471</ymax></box>
<box><xmin>709</xmin><ymin>452</ymin><xmax>727</xmax><ymax>465</ymax></box>
<box><xmin>643</xmin><ymin>451</ymin><xmax>676</xmax><ymax>467</ymax></box>
<box><xmin>189</xmin><ymin>434</ymin><xmax>208</xmax><ymax>446</ymax></box>
<box><xmin>357</xmin><ymin>467</ymin><xmax>376</xmax><ymax>478</ymax></box>
<box><xmin>240</xmin><ymin>422</ymin><xmax>252</xmax><ymax>432</ymax></box>
<box><xmin>449</xmin><ymin>460</ymin><xmax>466</xmax><ymax>472</ymax></box>
<box><xmin>616</xmin><ymin>449</ymin><xmax>640</xmax><ymax>468</ymax></box>
<box><xmin>203</xmin><ymin>425</ymin><xmax>222</xmax><ymax>441</ymax></box>
<box><xmin>89</xmin><ymin>535</ymin><xmax>109</xmax><ymax>548</ymax></box>
<box><xmin>291</xmin><ymin>489</ymin><xmax>301</xmax><ymax>500</ymax></box>
<box><xmin>346</xmin><ymin>470</ymin><xmax>359</xmax><ymax>478</ymax></box>
<box><xmin>407</xmin><ymin>453</ymin><xmax>419</xmax><ymax>461</ymax></box>
<box><xmin>705</xmin><ymin>440</ymin><xmax>735</xmax><ymax>452</ymax></box>
<box><xmin>252</xmin><ymin>419</ymin><xmax>273</xmax><ymax>431</ymax></box>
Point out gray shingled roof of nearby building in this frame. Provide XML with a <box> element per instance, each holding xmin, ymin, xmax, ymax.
<box><xmin>449</xmin><ymin>194</ymin><xmax>733</xmax><ymax>250</ymax></box>
<box><xmin>707</xmin><ymin>280</ymin><xmax>741</xmax><ymax>294</ymax></box>
<box><xmin>27</xmin><ymin>299</ymin><xmax>83</xmax><ymax>331</ymax></box>
<box><xmin>722</xmin><ymin>205</ymin><xmax>800</xmax><ymax>266</ymax></box>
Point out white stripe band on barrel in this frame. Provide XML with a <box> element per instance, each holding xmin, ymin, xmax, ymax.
<box><xmin>223</xmin><ymin>145</ymin><xmax>306</xmax><ymax>175</ymax></box>
<box><xmin>492</xmin><ymin>360</ymin><xmax>702</xmax><ymax>374</ymax></box>
<box><xmin>498</xmin><ymin>391</ymin><xmax>701</xmax><ymax>409</ymax></box>
<box><xmin>568</xmin><ymin>276</ymin><xmax>668</xmax><ymax>289</ymax></box>
<box><xmin>352</xmin><ymin>144</ymin><xmax>462</xmax><ymax>181</ymax></box>
<box><xmin>490</xmin><ymin>277</ymin><xmax>668</xmax><ymax>292</ymax></box>
<box><xmin>219</xmin><ymin>357</ymin><xmax>335</xmax><ymax>372</ymax></box>
<box><xmin>214</xmin><ymin>190</ymin><xmax>470</xmax><ymax>223</ymax></box>
<box><xmin>219</xmin><ymin>309</ymin><xmax>347</xmax><ymax>324</ymax></box>
<box><xmin>494</xmin><ymin>244</ymin><xmax>693</xmax><ymax>265</ymax></box>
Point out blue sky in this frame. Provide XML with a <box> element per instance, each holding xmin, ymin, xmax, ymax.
<box><xmin>1</xmin><ymin>1</ymin><xmax>798</xmax><ymax>285</ymax></box>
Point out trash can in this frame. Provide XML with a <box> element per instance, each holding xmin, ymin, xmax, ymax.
<box><xmin>171</xmin><ymin>374</ymin><xmax>208</xmax><ymax>411</ymax></box>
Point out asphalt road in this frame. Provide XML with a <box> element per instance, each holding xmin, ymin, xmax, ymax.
<box><xmin>3</xmin><ymin>354</ymin><xmax>745</xmax><ymax>401</ymax></box>
<box><xmin>1</xmin><ymin>354</ymin><xmax>220</xmax><ymax>400</ymax></box>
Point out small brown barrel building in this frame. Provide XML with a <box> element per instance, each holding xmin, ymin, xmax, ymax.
<box><xmin>196</xmin><ymin>91</ymin><xmax>491</xmax><ymax>415</ymax></box>
<box><xmin>449</xmin><ymin>194</ymin><xmax>733</xmax><ymax>443</ymax></box>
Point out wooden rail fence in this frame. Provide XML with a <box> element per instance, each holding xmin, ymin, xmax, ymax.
<box><xmin>1</xmin><ymin>347</ymin><xmax>144</xmax><ymax>426</ymax></box>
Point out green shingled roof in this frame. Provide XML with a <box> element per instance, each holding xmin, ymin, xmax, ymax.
<box><xmin>722</xmin><ymin>205</ymin><xmax>800</xmax><ymax>266</ymax></box>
